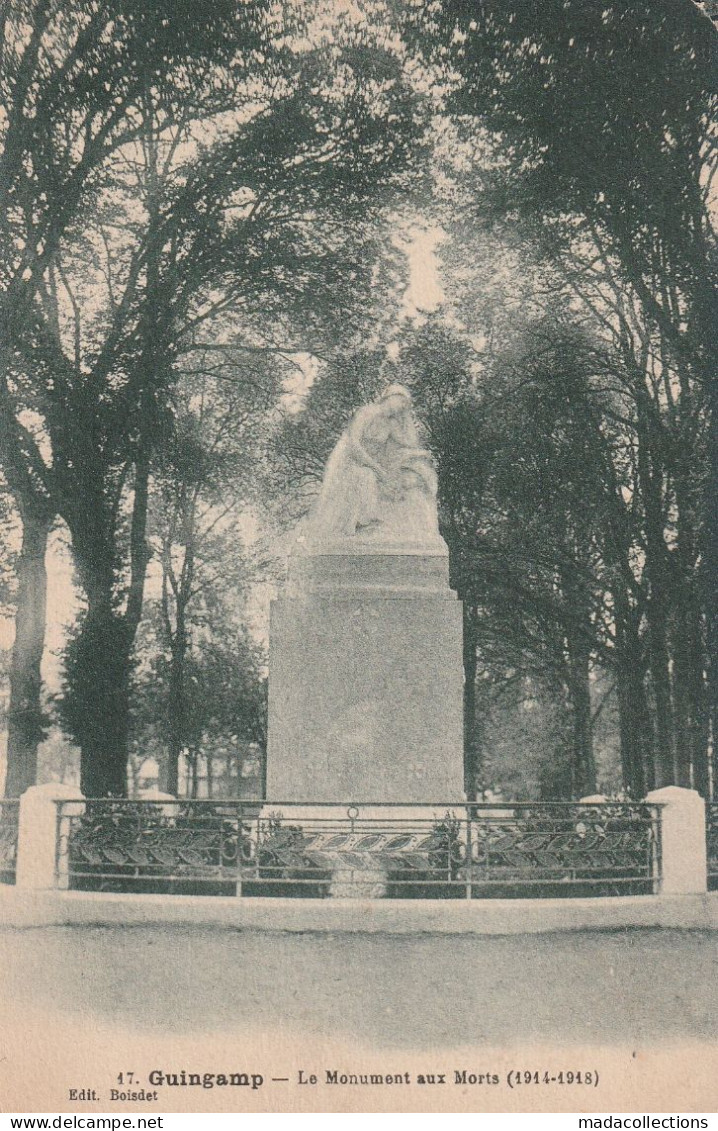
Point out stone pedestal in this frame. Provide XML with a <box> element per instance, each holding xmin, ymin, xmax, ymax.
<box><xmin>16</xmin><ymin>782</ymin><xmax>85</xmax><ymax>890</ymax></box>
<box><xmin>266</xmin><ymin>545</ymin><xmax>464</xmax><ymax>803</ymax></box>
<box><xmin>645</xmin><ymin>785</ymin><xmax>707</xmax><ymax>895</ymax></box>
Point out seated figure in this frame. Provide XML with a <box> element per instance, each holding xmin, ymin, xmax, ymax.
<box><xmin>300</xmin><ymin>384</ymin><xmax>442</xmax><ymax>548</ymax></box>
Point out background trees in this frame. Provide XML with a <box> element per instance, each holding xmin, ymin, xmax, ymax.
<box><xmin>134</xmin><ymin>364</ymin><xmax>274</xmax><ymax>795</ymax></box>
<box><xmin>0</xmin><ymin>0</ymin><xmax>714</xmax><ymax>801</ymax></box>
<box><xmin>1</xmin><ymin>0</ymin><xmax>427</xmax><ymax>795</ymax></box>
<box><xmin>0</xmin><ymin>0</ymin><xmax>263</xmax><ymax>794</ymax></box>
<box><xmin>402</xmin><ymin>0</ymin><xmax>716</xmax><ymax>797</ymax></box>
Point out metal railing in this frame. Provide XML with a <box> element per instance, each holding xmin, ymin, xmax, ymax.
<box><xmin>707</xmin><ymin>804</ymin><xmax>718</xmax><ymax>891</ymax></box>
<box><xmin>0</xmin><ymin>799</ymin><xmax>20</xmax><ymax>884</ymax></box>
<box><xmin>56</xmin><ymin>798</ymin><xmax>661</xmax><ymax>900</ymax></box>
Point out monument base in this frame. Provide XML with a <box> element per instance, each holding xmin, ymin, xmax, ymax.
<box><xmin>329</xmin><ymin>868</ymin><xmax>387</xmax><ymax>898</ymax></box>
<box><xmin>267</xmin><ymin>550</ymin><xmax>464</xmax><ymax>804</ymax></box>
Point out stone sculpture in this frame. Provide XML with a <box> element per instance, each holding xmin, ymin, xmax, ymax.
<box><xmin>268</xmin><ymin>383</ymin><xmax>464</xmax><ymax>804</ymax></box>
<box><xmin>299</xmin><ymin>384</ymin><xmax>442</xmax><ymax>549</ymax></box>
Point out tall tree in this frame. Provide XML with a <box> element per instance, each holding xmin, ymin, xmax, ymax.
<box><xmin>0</xmin><ymin>0</ymin><xmax>250</xmax><ymax>794</ymax></box>
<box><xmin>145</xmin><ymin>364</ymin><xmax>275</xmax><ymax>795</ymax></box>
<box><xmin>409</xmin><ymin>0</ymin><xmax>716</xmax><ymax>794</ymax></box>
<box><xmin>3</xmin><ymin>3</ymin><xmax>427</xmax><ymax>794</ymax></box>
<box><xmin>398</xmin><ymin>316</ymin><xmax>622</xmax><ymax>799</ymax></box>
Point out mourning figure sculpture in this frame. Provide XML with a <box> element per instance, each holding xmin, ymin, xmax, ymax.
<box><xmin>300</xmin><ymin>384</ymin><xmax>442</xmax><ymax>548</ymax></box>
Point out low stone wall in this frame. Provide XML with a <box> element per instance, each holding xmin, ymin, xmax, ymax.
<box><xmin>1</xmin><ymin>886</ymin><xmax>717</xmax><ymax>934</ymax></box>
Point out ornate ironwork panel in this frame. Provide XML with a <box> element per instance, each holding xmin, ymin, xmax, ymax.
<box><xmin>63</xmin><ymin>801</ymin><xmax>251</xmax><ymax>890</ymax></box>
<box><xmin>59</xmin><ymin>799</ymin><xmax>661</xmax><ymax>898</ymax></box>
<box><xmin>467</xmin><ymin>803</ymin><xmax>659</xmax><ymax>894</ymax></box>
<box><xmin>256</xmin><ymin>813</ymin><xmax>461</xmax><ymax>875</ymax></box>
<box><xmin>0</xmin><ymin>800</ymin><xmax>19</xmax><ymax>883</ymax></box>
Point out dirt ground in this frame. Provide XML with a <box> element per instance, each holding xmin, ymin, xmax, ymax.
<box><xmin>2</xmin><ymin>925</ymin><xmax>716</xmax><ymax>1048</ymax></box>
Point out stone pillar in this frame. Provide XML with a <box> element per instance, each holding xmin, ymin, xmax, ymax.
<box><xmin>16</xmin><ymin>782</ymin><xmax>85</xmax><ymax>890</ymax></box>
<box><xmin>645</xmin><ymin>785</ymin><xmax>707</xmax><ymax>895</ymax></box>
<box><xmin>267</xmin><ymin>546</ymin><xmax>464</xmax><ymax>803</ymax></box>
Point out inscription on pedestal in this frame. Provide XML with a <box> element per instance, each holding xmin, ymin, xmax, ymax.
<box><xmin>267</xmin><ymin>582</ymin><xmax>464</xmax><ymax>802</ymax></box>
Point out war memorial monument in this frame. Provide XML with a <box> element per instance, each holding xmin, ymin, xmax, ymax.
<box><xmin>266</xmin><ymin>383</ymin><xmax>464</xmax><ymax>804</ymax></box>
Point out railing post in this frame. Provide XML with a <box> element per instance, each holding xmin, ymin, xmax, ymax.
<box><xmin>16</xmin><ymin>783</ymin><xmax>85</xmax><ymax>890</ymax></box>
<box><xmin>645</xmin><ymin>786</ymin><xmax>707</xmax><ymax>895</ymax></box>
<box><xmin>235</xmin><ymin>803</ymin><xmax>243</xmax><ymax>898</ymax></box>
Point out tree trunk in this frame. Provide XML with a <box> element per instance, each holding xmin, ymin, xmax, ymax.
<box><xmin>645</xmin><ymin>590</ymin><xmax>675</xmax><ymax>787</ymax></box>
<box><xmin>566</xmin><ymin>630</ymin><xmax>595</xmax><ymax>797</ymax></box>
<box><xmin>205</xmin><ymin>747</ymin><xmax>213</xmax><ymax>798</ymax></box>
<box><xmin>462</xmin><ymin>603</ymin><xmax>482</xmax><ymax>799</ymax></box>
<box><xmin>613</xmin><ymin>602</ymin><xmax>652</xmax><ymax>798</ymax></box>
<box><xmin>63</xmin><ymin>457</ymin><xmax>151</xmax><ymax>797</ymax></box>
<box><xmin>163</xmin><ymin>743</ymin><xmax>181</xmax><ymax>798</ymax></box>
<box><xmin>4</xmin><ymin>509</ymin><xmax>52</xmax><ymax>797</ymax></box>
<box><xmin>164</xmin><ymin>625</ymin><xmax>187</xmax><ymax>797</ymax></box>
<box><xmin>706</xmin><ymin>369</ymin><xmax>718</xmax><ymax>799</ymax></box>
<box><xmin>671</xmin><ymin>585</ymin><xmax>709</xmax><ymax>794</ymax></box>
<box><xmin>615</xmin><ymin>656</ymin><xmax>653</xmax><ymax>798</ymax></box>
<box><xmin>637</xmin><ymin>429</ymin><xmax>676</xmax><ymax>786</ymax></box>
<box><xmin>190</xmin><ymin>748</ymin><xmax>199</xmax><ymax>798</ymax></box>
<box><xmin>63</xmin><ymin>556</ymin><xmax>136</xmax><ymax>797</ymax></box>
<box><xmin>60</xmin><ymin>511</ymin><xmax>129</xmax><ymax>797</ymax></box>
<box><xmin>71</xmin><ymin>600</ymin><xmax>133</xmax><ymax>797</ymax></box>
<box><xmin>558</xmin><ymin>552</ymin><xmax>596</xmax><ymax>797</ymax></box>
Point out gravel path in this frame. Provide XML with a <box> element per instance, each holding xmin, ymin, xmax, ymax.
<box><xmin>2</xmin><ymin>925</ymin><xmax>716</xmax><ymax>1047</ymax></box>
